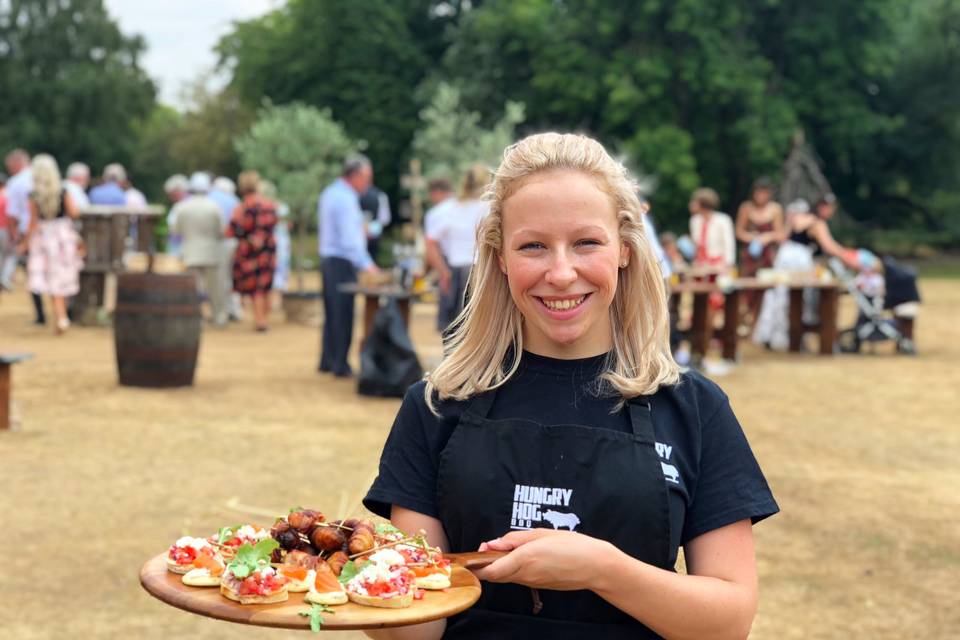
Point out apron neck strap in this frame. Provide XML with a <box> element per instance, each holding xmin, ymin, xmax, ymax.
<box><xmin>464</xmin><ymin>387</ymin><xmax>498</xmax><ymax>419</ymax></box>
<box><xmin>627</xmin><ymin>399</ymin><xmax>655</xmax><ymax>442</ymax></box>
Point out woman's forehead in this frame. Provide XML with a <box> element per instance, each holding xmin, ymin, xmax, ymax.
<box><xmin>501</xmin><ymin>170</ymin><xmax>616</xmax><ymax>227</ymax></box>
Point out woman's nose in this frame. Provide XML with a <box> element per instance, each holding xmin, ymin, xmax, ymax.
<box><xmin>545</xmin><ymin>250</ymin><xmax>577</xmax><ymax>288</ymax></box>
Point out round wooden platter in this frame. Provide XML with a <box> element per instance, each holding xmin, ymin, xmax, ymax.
<box><xmin>139</xmin><ymin>553</ymin><xmax>482</xmax><ymax>630</ymax></box>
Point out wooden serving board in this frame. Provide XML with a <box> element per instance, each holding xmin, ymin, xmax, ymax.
<box><xmin>139</xmin><ymin>553</ymin><xmax>484</xmax><ymax>630</ymax></box>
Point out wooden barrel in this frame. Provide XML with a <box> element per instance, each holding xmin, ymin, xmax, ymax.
<box><xmin>114</xmin><ymin>273</ymin><xmax>201</xmax><ymax>387</ymax></box>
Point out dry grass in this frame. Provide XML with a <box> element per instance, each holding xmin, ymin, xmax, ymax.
<box><xmin>0</xmin><ymin>275</ymin><xmax>957</xmax><ymax>639</ymax></box>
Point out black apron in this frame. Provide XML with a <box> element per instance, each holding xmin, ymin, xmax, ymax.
<box><xmin>437</xmin><ymin>387</ymin><xmax>672</xmax><ymax>639</ymax></box>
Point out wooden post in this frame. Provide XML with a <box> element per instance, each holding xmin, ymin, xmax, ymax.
<box><xmin>788</xmin><ymin>288</ymin><xmax>805</xmax><ymax>352</ymax></box>
<box><xmin>818</xmin><ymin>286</ymin><xmax>839</xmax><ymax>355</ymax></box>
<box><xmin>690</xmin><ymin>292</ymin><xmax>710</xmax><ymax>358</ymax></box>
<box><xmin>0</xmin><ymin>362</ymin><xmax>10</xmax><ymax>431</ymax></box>
<box><xmin>722</xmin><ymin>289</ymin><xmax>741</xmax><ymax>361</ymax></box>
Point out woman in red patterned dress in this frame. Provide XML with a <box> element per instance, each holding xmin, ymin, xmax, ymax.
<box><xmin>228</xmin><ymin>171</ymin><xmax>278</xmax><ymax>332</ymax></box>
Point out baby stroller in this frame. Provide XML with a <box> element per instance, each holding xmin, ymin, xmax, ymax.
<box><xmin>830</xmin><ymin>256</ymin><xmax>921</xmax><ymax>355</ymax></box>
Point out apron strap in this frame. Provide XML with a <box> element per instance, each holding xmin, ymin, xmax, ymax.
<box><xmin>626</xmin><ymin>399</ymin><xmax>655</xmax><ymax>443</ymax></box>
<box><xmin>464</xmin><ymin>387</ymin><xmax>498</xmax><ymax>420</ymax></box>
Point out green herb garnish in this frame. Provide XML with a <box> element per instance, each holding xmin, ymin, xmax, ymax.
<box><xmin>288</xmin><ymin>505</ymin><xmax>304</xmax><ymax>514</ymax></box>
<box><xmin>227</xmin><ymin>538</ymin><xmax>280</xmax><ymax>579</ymax></box>
<box><xmin>375</xmin><ymin>522</ymin><xmax>403</xmax><ymax>537</ymax></box>
<box><xmin>337</xmin><ymin>559</ymin><xmax>361</xmax><ymax>585</ymax></box>
<box><xmin>216</xmin><ymin>523</ymin><xmax>242</xmax><ymax>544</ymax></box>
<box><xmin>299</xmin><ymin>603</ymin><xmax>334</xmax><ymax>632</ymax></box>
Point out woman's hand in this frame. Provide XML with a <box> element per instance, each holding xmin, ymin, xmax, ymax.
<box><xmin>473</xmin><ymin>529</ymin><xmax>616</xmax><ymax>592</ymax></box>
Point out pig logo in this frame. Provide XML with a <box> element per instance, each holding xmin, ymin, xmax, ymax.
<box><xmin>661</xmin><ymin>461</ymin><xmax>680</xmax><ymax>484</ymax></box>
<box><xmin>542</xmin><ymin>510</ymin><xmax>581</xmax><ymax>531</ymax></box>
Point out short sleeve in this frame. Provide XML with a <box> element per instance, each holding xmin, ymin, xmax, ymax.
<box><xmin>681</xmin><ymin>399</ymin><xmax>779</xmax><ymax>544</ymax></box>
<box><xmin>363</xmin><ymin>383</ymin><xmax>448</xmax><ymax>520</ymax></box>
<box><xmin>425</xmin><ymin>208</ymin><xmax>443</xmax><ymax>241</ymax></box>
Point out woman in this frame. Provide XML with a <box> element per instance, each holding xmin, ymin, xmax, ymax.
<box><xmin>227</xmin><ymin>170</ymin><xmax>278</xmax><ymax>332</ymax></box>
<box><xmin>752</xmin><ymin>196</ymin><xmax>862</xmax><ymax>350</ymax></box>
<box><xmin>22</xmin><ymin>154</ymin><xmax>83</xmax><ymax>334</ymax></box>
<box><xmin>424</xmin><ymin>164</ymin><xmax>491</xmax><ymax>332</ymax></box>
<box><xmin>688</xmin><ymin>187</ymin><xmax>735</xmax><ymax>272</ymax></box>
<box><xmin>735</xmin><ymin>178</ymin><xmax>784</xmax><ymax>326</ymax></box>
<box><xmin>364</xmin><ymin>134</ymin><xmax>778</xmax><ymax>639</ymax></box>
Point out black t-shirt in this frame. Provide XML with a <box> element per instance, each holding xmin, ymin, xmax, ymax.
<box><xmin>364</xmin><ymin>351</ymin><xmax>779</xmax><ymax>566</ymax></box>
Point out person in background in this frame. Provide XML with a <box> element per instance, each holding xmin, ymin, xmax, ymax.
<box><xmin>659</xmin><ymin>231</ymin><xmax>688</xmax><ymax>273</ymax></box>
<box><xmin>124</xmin><ymin>177</ymin><xmax>147</xmax><ymax>207</ymax></box>
<box><xmin>638</xmin><ymin>199</ymin><xmax>672</xmax><ymax>280</ymax></box>
<box><xmin>89</xmin><ymin>163</ymin><xmax>128</xmax><ymax>205</ymax></box>
<box><xmin>359</xmin><ymin>183</ymin><xmax>391</xmax><ymax>266</ymax></box>
<box><xmin>688</xmin><ymin>187</ymin><xmax>735</xmax><ymax>341</ymax></box>
<box><xmin>317</xmin><ymin>154</ymin><xmax>378</xmax><ymax>376</ymax></box>
<box><xmin>209</xmin><ymin>176</ymin><xmax>243</xmax><ymax>322</ymax></box>
<box><xmin>171</xmin><ymin>172</ymin><xmax>226</xmax><ymax>326</ymax></box>
<box><xmin>752</xmin><ymin>197</ymin><xmax>867</xmax><ymax>351</ymax></box>
<box><xmin>423</xmin><ymin>177</ymin><xmax>457</xmax><ymax>330</ymax></box>
<box><xmin>735</xmin><ymin>178</ymin><xmax>784</xmax><ymax>329</ymax></box>
<box><xmin>163</xmin><ymin>174</ymin><xmax>189</xmax><ymax>257</ymax></box>
<box><xmin>424</xmin><ymin>164</ymin><xmax>490</xmax><ymax>333</ymax></box>
<box><xmin>63</xmin><ymin>163</ymin><xmax>91</xmax><ymax>210</ymax></box>
<box><xmin>4</xmin><ymin>148</ymin><xmax>45</xmax><ymax>324</ymax></box>
<box><xmin>229</xmin><ymin>170</ymin><xmax>278</xmax><ymax>333</ymax></box>
<box><xmin>0</xmin><ymin>172</ymin><xmax>10</xmax><ymax>291</ymax></box>
<box><xmin>689</xmin><ymin>187</ymin><xmax>735</xmax><ymax>271</ymax></box>
<box><xmin>258</xmin><ymin>180</ymin><xmax>291</xmax><ymax>297</ymax></box>
<box><xmin>22</xmin><ymin>154</ymin><xmax>83</xmax><ymax>334</ymax></box>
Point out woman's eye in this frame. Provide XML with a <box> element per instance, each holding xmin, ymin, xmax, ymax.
<box><xmin>519</xmin><ymin>242</ymin><xmax>545</xmax><ymax>251</ymax></box>
<box><xmin>576</xmin><ymin>239</ymin><xmax>602</xmax><ymax>247</ymax></box>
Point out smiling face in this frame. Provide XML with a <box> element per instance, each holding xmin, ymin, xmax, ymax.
<box><xmin>498</xmin><ymin>170</ymin><xmax>628</xmax><ymax>359</ymax></box>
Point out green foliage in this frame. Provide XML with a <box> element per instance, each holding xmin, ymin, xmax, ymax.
<box><xmin>235</xmin><ymin>101</ymin><xmax>360</xmax><ymax>222</ymax></box>
<box><xmin>411</xmin><ymin>83</ymin><xmax>525</xmax><ymax>183</ymax></box>
<box><xmin>235</xmin><ymin>102</ymin><xmax>360</xmax><ymax>289</ymax></box>
<box><xmin>0</xmin><ymin>0</ymin><xmax>155</xmax><ymax>173</ymax></box>
<box><xmin>219</xmin><ymin>0</ymin><xmax>440</xmax><ymax>198</ymax></box>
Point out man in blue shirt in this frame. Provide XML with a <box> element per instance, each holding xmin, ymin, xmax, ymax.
<box><xmin>89</xmin><ymin>164</ymin><xmax>128</xmax><ymax>205</ymax></box>
<box><xmin>317</xmin><ymin>154</ymin><xmax>378</xmax><ymax>377</ymax></box>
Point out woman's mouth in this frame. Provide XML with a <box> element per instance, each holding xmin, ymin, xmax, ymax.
<box><xmin>536</xmin><ymin>294</ymin><xmax>590</xmax><ymax>312</ymax></box>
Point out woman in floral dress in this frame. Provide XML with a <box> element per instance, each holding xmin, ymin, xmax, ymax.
<box><xmin>228</xmin><ymin>171</ymin><xmax>278</xmax><ymax>332</ymax></box>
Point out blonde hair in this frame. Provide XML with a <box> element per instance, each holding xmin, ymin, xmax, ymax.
<box><xmin>237</xmin><ymin>170</ymin><xmax>260</xmax><ymax>197</ymax></box>
<box><xmin>31</xmin><ymin>154</ymin><xmax>63</xmax><ymax>220</ymax></box>
<box><xmin>426</xmin><ymin>133</ymin><xmax>680</xmax><ymax>411</ymax></box>
<box><xmin>458</xmin><ymin>163</ymin><xmax>490</xmax><ymax>201</ymax></box>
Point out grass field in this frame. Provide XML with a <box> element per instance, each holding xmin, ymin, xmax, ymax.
<box><xmin>0</xmin><ymin>273</ymin><xmax>957</xmax><ymax>639</ymax></box>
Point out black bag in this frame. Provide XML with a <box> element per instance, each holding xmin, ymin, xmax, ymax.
<box><xmin>357</xmin><ymin>301</ymin><xmax>423</xmax><ymax>397</ymax></box>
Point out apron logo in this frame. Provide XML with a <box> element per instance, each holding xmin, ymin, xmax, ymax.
<box><xmin>656</xmin><ymin>441</ymin><xmax>680</xmax><ymax>485</ymax></box>
<box><xmin>510</xmin><ymin>484</ymin><xmax>579</xmax><ymax>531</ymax></box>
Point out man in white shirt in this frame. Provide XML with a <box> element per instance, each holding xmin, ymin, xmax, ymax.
<box><xmin>423</xmin><ymin>177</ymin><xmax>458</xmax><ymax>331</ymax></box>
<box><xmin>64</xmin><ymin>162</ymin><xmax>91</xmax><ymax>209</ymax></box>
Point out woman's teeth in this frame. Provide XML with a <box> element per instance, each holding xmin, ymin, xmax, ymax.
<box><xmin>541</xmin><ymin>296</ymin><xmax>586</xmax><ymax>311</ymax></box>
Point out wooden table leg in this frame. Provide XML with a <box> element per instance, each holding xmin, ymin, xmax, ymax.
<box><xmin>361</xmin><ymin>295</ymin><xmax>378</xmax><ymax>344</ymax></box>
<box><xmin>789</xmin><ymin>288</ymin><xmax>804</xmax><ymax>352</ymax></box>
<box><xmin>818</xmin><ymin>286</ymin><xmax>839</xmax><ymax>355</ymax></box>
<box><xmin>397</xmin><ymin>299</ymin><xmax>411</xmax><ymax>328</ymax></box>
<box><xmin>722</xmin><ymin>289</ymin><xmax>741</xmax><ymax>361</ymax></box>
<box><xmin>0</xmin><ymin>363</ymin><xmax>11</xmax><ymax>431</ymax></box>
<box><xmin>691</xmin><ymin>292</ymin><xmax>710</xmax><ymax>358</ymax></box>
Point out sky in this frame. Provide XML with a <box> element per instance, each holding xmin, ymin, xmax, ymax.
<box><xmin>103</xmin><ymin>0</ymin><xmax>278</xmax><ymax>109</ymax></box>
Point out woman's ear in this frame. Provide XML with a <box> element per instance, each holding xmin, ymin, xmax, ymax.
<box><xmin>498</xmin><ymin>253</ymin><xmax>507</xmax><ymax>275</ymax></box>
<box><xmin>619</xmin><ymin>243</ymin><xmax>630</xmax><ymax>269</ymax></box>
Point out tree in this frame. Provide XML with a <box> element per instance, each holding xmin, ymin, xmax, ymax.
<box><xmin>234</xmin><ymin>102</ymin><xmax>361</xmax><ymax>291</ymax></box>
<box><xmin>0</xmin><ymin>0</ymin><xmax>155</xmax><ymax>173</ymax></box>
<box><xmin>218</xmin><ymin>0</ymin><xmax>442</xmax><ymax>200</ymax></box>
<box><xmin>411</xmin><ymin>82</ymin><xmax>524</xmax><ymax>183</ymax></box>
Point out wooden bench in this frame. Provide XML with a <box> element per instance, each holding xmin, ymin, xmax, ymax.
<box><xmin>1</xmin><ymin>353</ymin><xmax>33</xmax><ymax>431</ymax></box>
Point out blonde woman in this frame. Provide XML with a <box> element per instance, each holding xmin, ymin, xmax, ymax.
<box><xmin>23</xmin><ymin>154</ymin><xmax>82</xmax><ymax>334</ymax></box>
<box><xmin>424</xmin><ymin>163</ymin><xmax>491</xmax><ymax>332</ymax></box>
<box><xmin>364</xmin><ymin>134</ymin><xmax>778</xmax><ymax>639</ymax></box>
